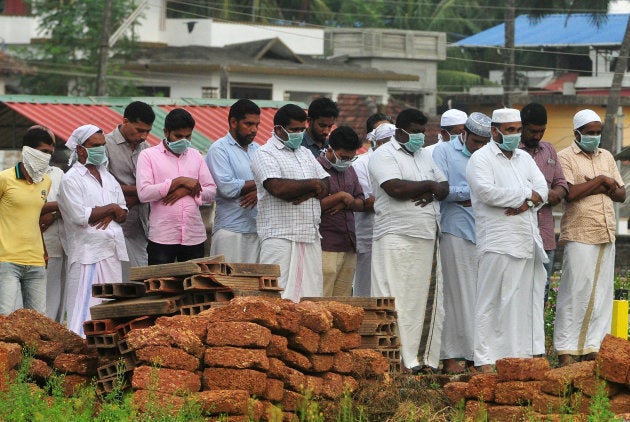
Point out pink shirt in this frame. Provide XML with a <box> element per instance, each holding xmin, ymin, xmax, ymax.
<box><xmin>136</xmin><ymin>141</ymin><xmax>216</xmax><ymax>246</ymax></box>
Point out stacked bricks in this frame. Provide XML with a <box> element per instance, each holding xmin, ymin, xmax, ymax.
<box><xmin>302</xmin><ymin>297</ymin><xmax>400</xmax><ymax>373</ymax></box>
<box><xmin>126</xmin><ymin>296</ymin><xmax>389</xmax><ymax>420</ymax></box>
<box><xmin>443</xmin><ymin>335</ymin><xmax>630</xmax><ymax>421</ymax></box>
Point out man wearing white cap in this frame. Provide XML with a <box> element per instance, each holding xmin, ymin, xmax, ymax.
<box><xmin>433</xmin><ymin>112</ymin><xmax>491</xmax><ymax>373</ymax></box>
<box><xmin>554</xmin><ymin>109</ymin><xmax>626</xmax><ymax>367</ymax></box>
<box><xmin>58</xmin><ymin>125</ymin><xmax>128</xmax><ymax>337</ymax></box>
<box><xmin>424</xmin><ymin>108</ymin><xmax>468</xmax><ymax>156</ymax></box>
<box><xmin>369</xmin><ymin>108</ymin><xmax>449</xmax><ymax>374</ymax></box>
<box><xmin>352</xmin><ymin>122</ymin><xmax>395</xmax><ymax>296</ymax></box>
<box><xmin>466</xmin><ymin>108</ymin><xmax>548</xmax><ymax>371</ymax></box>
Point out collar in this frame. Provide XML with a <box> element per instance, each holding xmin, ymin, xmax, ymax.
<box><xmin>570</xmin><ymin>140</ymin><xmax>600</xmax><ymax>156</ymax></box>
<box><xmin>113</xmin><ymin>126</ymin><xmax>127</xmax><ymax>145</ymax></box>
<box><xmin>14</xmin><ymin>163</ymin><xmax>26</xmax><ymax>180</ymax></box>
<box><xmin>73</xmin><ymin>161</ymin><xmax>90</xmax><ymax>176</ymax></box>
<box><xmin>518</xmin><ymin>141</ymin><xmax>544</xmax><ymax>154</ymax></box>
<box><xmin>303</xmin><ymin>130</ymin><xmax>327</xmax><ymax>149</ymax></box>
<box><xmin>489</xmin><ymin>140</ymin><xmax>521</xmax><ymax>158</ymax></box>
<box><xmin>317</xmin><ymin>153</ymin><xmax>333</xmax><ymax>170</ymax></box>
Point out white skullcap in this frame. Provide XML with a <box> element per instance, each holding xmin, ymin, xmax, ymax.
<box><xmin>573</xmin><ymin>109</ymin><xmax>601</xmax><ymax>130</ymax></box>
<box><xmin>372</xmin><ymin>123</ymin><xmax>396</xmax><ymax>141</ymax></box>
<box><xmin>441</xmin><ymin>109</ymin><xmax>468</xmax><ymax>127</ymax></box>
<box><xmin>466</xmin><ymin>112</ymin><xmax>492</xmax><ymax>138</ymax></box>
<box><xmin>492</xmin><ymin>108</ymin><xmax>521</xmax><ymax>123</ymax></box>
<box><xmin>66</xmin><ymin>124</ymin><xmax>101</xmax><ymax>152</ymax></box>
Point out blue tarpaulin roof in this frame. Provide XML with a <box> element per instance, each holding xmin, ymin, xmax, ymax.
<box><xmin>454</xmin><ymin>13</ymin><xmax>629</xmax><ymax>48</ymax></box>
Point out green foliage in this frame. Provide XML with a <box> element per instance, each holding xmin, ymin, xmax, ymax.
<box><xmin>437</xmin><ymin>69</ymin><xmax>497</xmax><ymax>93</ymax></box>
<box><xmin>587</xmin><ymin>378</ymin><xmax>615</xmax><ymax>421</ymax></box>
<box><xmin>18</xmin><ymin>0</ymin><xmax>141</xmax><ymax>96</ymax></box>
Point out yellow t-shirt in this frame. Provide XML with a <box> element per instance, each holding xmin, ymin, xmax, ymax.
<box><xmin>0</xmin><ymin>165</ymin><xmax>51</xmax><ymax>266</ymax></box>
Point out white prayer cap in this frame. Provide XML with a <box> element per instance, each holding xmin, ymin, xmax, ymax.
<box><xmin>491</xmin><ymin>108</ymin><xmax>521</xmax><ymax>123</ymax></box>
<box><xmin>466</xmin><ymin>112</ymin><xmax>492</xmax><ymax>138</ymax></box>
<box><xmin>66</xmin><ymin>124</ymin><xmax>101</xmax><ymax>151</ymax></box>
<box><xmin>573</xmin><ymin>109</ymin><xmax>601</xmax><ymax>130</ymax></box>
<box><xmin>373</xmin><ymin>123</ymin><xmax>396</xmax><ymax>141</ymax></box>
<box><xmin>441</xmin><ymin>109</ymin><xmax>467</xmax><ymax>127</ymax></box>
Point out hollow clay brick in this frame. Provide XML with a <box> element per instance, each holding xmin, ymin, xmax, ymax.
<box><xmin>496</xmin><ymin>357</ymin><xmax>550</xmax><ymax>381</ymax></box>
<box><xmin>204</xmin><ymin>346</ymin><xmax>269</xmax><ymax>371</ymax></box>
<box><xmin>132</xmin><ymin>365</ymin><xmax>201</xmax><ymax>395</ymax></box>
<box><xmin>205</xmin><ymin>321</ymin><xmax>271</xmax><ymax>348</ymax></box>
<box><xmin>202</xmin><ymin>367</ymin><xmax>266</xmax><ymax>397</ymax></box>
<box><xmin>135</xmin><ymin>346</ymin><xmax>200</xmax><ymax>372</ymax></box>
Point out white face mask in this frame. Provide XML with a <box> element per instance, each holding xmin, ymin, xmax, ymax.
<box><xmin>22</xmin><ymin>146</ymin><xmax>51</xmax><ymax>183</ymax></box>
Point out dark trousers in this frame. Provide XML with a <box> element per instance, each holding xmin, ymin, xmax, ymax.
<box><xmin>147</xmin><ymin>240</ymin><xmax>205</xmax><ymax>265</ymax></box>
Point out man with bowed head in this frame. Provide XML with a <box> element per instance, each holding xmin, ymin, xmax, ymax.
<box><xmin>251</xmin><ymin>104</ymin><xmax>330</xmax><ymax>302</ymax></box>
<box><xmin>466</xmin><ymin>108</ymin><xmax>548</xmax><ymax>372</ymax></box>
<box><xmin>369</xmin><ymin>108</ymin><xmax>449</xmax><ymax>374</ymax></box>
<box><xmin>58</xmin><ymin>125</ymin><xmax>128</xmax><ymax>337</ymax></box>
<box><xmin>554</xmin><ymin>109</ymin><xmax>626</xmax><ymax>367</ymax></box>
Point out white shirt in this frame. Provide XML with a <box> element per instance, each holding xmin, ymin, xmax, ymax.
<box><xmin>43</xmin><ymin>166</ymin><xmax>65</xmax><ymax>257</ymax></box>
<box><xmin>369</xmin><ymin>140</ymin><xmax>447</xmax><ymax>241</ymax></box>
<box><xmin>466</xmin><ymin>141</ymin><xmax>548</xmax><ymax>259</ymax></box>
<box><xmin>251</xmin><ymin>135</ymin><xmax>329</xmax><ymax>243</ymax></box>
<box><xmin>58</xmin><ymin>162</ymin><xmax>128</xmax><ymax>266</ymax></box>
<box><xmin>352</xmin><ymin>150</ymin><xmax>374</xmax><ymax>250</ymax></box>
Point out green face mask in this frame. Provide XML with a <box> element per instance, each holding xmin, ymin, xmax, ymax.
<box><xmin>576</xmin><ymin>131</ymin><xmax>601</xmax><ymax>152</ymax></box>
<box><xmin>280</xmin><ymin>127</ymin><xmax>304</xmax><ymax>150</ymax></box>
<box><xmin>496</xmin><ymin>130</ymin><xmax>521</xmax><ymax>151</ymax></box>
<box><xmin>167</xmin><ymin>138</ymin><xmax>191</xmax><ymax>154</ymax></box>
<box><xmin>84</xmin><ymin>145</ymin><xmax>108</xmax><ymax>165</ymax></box>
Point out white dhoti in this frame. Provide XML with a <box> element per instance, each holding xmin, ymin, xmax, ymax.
<box><xmin>371</xmin><ymin>234</ymin><xmax>444</xmax><ymax>369</ymax></box>
<box><xmin>121</xmin><ymin>233</ymin><xmax>148</xmax><ymax>282</ymax></box>
<box><xmin>46</xmin><ymin>254</ymin><xmax>67</xmax><ymax>323</ymax></box>
<box><xmin>439</xmin><ymin>233</ymin><xmax>477</xmax><ymax>361</ymax></box>
<box><xmin>259</xmin><ymin>238</ymin><xmax>323</xmax><ymax>302</ymax></box>
<box><xmin>554</xmin><ymin>242</ymin><xmax>615</xmax><ymax>356</ymax></box>
<box><xmin>210</xmin><ymin>229</ymin><xmax>260</xmax><ymax>264</ymax></box>
<box><xmin>353</xmin><ymin>244</ymin><xmax>372</xmax><ymax>297</ymax></box>
<box><xmin>474</xmin><ymin>251</ymin><xmax>546</xmax><ymax>366</ymax></box>
<box><xmin>66</xmin><ymin>257</ymin><xmax>123</xmax><ymax>337</ymax></box>
<box><xmin>322</xmin><ymin>251</ymin><xmax>356</xmax><ymax>297</ymax></box>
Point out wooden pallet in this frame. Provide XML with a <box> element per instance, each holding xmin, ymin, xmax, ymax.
<box><xmin>89</xmin><ymin>294</ymin><xmax>189</xmax><ymax>319</ymax></box>
<box><xmin>92</xmin><ymin>283</ymin><xmax>146</xmax><ymax>299</ymax></box>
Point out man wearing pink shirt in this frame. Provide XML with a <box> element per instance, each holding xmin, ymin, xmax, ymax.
<box><xmin>136</xmin><ymin>108</ymin><xmax>217</xmax><ymax>264</ymax></box>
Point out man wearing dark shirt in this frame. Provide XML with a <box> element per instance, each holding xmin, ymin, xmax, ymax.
<box><xmin>302</xmin><ymin>97</ymin><xmax>339</xmax><ymax>157</ymax></box>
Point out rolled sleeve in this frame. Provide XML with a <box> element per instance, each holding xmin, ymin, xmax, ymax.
<box><xmin>136</xmin><ymin>150</ymin><xmax>172</xmax><ymax>203</ymax></box>
<box><xmin>467</xmin><ymin>153</ymin><xmax>526</xmax><ymax>208</ymax></box>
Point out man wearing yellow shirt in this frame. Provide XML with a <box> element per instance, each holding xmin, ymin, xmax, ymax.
<box><xmin>0</xmin><ymin>127</ymin><xmax>54</xmax><ymax>315</ymax></box>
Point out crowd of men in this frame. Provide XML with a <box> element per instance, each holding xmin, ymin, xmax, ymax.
<box><xmin>0</xmin><ymin>98</ymin><xmax>625</xmax><ymax>375</ymax></box>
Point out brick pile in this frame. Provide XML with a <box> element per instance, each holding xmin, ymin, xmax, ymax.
<box><xmin>301</xmin><ymin>297</ymin><xmax>401</xmax><ymax>373</ymax></box>
<box><xmin>126</xmin><ymin>296</ymin><xmax>389</xmax><ymax>420</ymax></box>
<box><xmin>443</xmin><ymin>335</ymin><xmax>630</xmax><ymax>421</ymax></box>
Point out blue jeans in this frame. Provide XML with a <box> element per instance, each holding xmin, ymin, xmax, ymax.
<box><xmin>0</xmin><ymin>262</ymin><xmax>46</xmax><ymax>315</ymax></box>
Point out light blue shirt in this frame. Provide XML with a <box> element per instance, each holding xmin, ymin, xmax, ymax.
<box><xmin>432</xmin><ymin>140</ymin><xmax>476</xmax><ymax>243</ymax></box>
<box><xmin>205</xmin><ymin>133</ymin><xmax>259</xmax><ymax>234</ymax></box>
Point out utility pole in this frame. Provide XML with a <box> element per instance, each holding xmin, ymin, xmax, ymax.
<box><xmin>96</xmin><ymin>0</ymin><xmax>113</xmax><ymax>96</ymax></box>
<box><xmin>503</xmin><ymin>0</ymin><xmax>516</xmax><ymax>108</ymax></box>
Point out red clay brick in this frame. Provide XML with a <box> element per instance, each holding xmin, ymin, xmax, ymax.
<box><xmin>208</xmin><ymin>297</ymin><xmax>280</xmax><ymax>328</ymax></box>
<box><xmin>267</xmin><ymin>335</ymin><xmax>289</xmax><ymax>358</ymax></box>
<box><xmin>443</xmin><ymin>382</ymin><xmax>468</xmax><ymax>405</ymax></box>
<box><xmin>0</xmin><ymin>342</ymin><xmax>22</xmax><ymax>369</ymax></box>
<box><xmin>126</xmin><ymin>325</ymin><xmax>204</xmax><ymax>358</ymax></box>
<box><xmin>610</xmin><ymin>393</ymin><xmax>630</xmax><ymax>414</ymax></box>
<box><xmin>321</xmin><ymin>372</ymin><xmax>344</xmax><ymax>399</ymax></box>
<box><xmin>281</xmin><ymin>390</ymin><xmax>305</xmax><ymax>412</ymax></box>
<box><xmin>195</xmin><ymin>389</ymin><xmax>250</xmax><ymax>415</ymax></box>
<box><xmin>53</xmin><ymin>354</ymin><xmax>98</xmax><ymax>376</ymax></box>
<box><xmin>27</xmin><ymin>358</ymin><xmax>52</xmax><ymax>382</ymax></box>
<box><xmin>132</xmin><ymin>365</ymin><xmax>201</xmax><ymax>395</ymax></box>
<box><xmin>574</xmin><ymin>374</ymin><xmax>621</xmax><ymax>398</ymax></box>
<box><xmin>258</xmin><ymin>400</ymin><xmax>283</xmax><ymax>422</ymax></box>
<box><xmin>264</xmin><ymin>378</ymin><xmax>285</xmax><ymax>402</ymax></box>
<box><xmin>533</xmin><ymin>415</ymin><xmax>586</xmax><ymax>422</ymax></box>
<box><xmin>61</xmin><ymin>374</ymin><xmax>90</xmax><ymax>397</ymax></box>
<box><xmin>205</xmin><ymin>321</ymin><xmax>271</xmax><ymax>348</ymax></box>
<box><xmin>466</xmin><ymin>373</ymin><xmax>497</xmax><ymax>401</ymax></box>
<box><xmin>155</xmin><ymin>314</ymin><xmax>209</xmax><ymax>342</ymax></box>
<box><xmin>304</xmin><ymin>375</ymin><xmax>323</xmax><ymax>395</ymax></box>
<box><xmin>532</xmin><ymin>390</ymin><xmax>570</xmax><ymax>414</ymax></box>
<box><xmin>464</xmin><ymin>400</ymin><xmax>485</xmax><ymax>420</ymax></box>
<box><xmin>288</xmin><ymin>326</ymin><xmax>319</xmax><ymax>354</ymax></box>
<box><xmin>204</xmin><ymin>346</ymin><xmax>269</xmax><ymax>371</ymax></box>
<box><xmin>332</xmin><ymin>351</ymin><xmax>353</xmax><ymax>374</ymax></box>
<box><xmin>342</xmin><ymin>375</ymin><xmax>358</xmax><ymax>393</ymax></box>
<box><xmin>274</xmin><ymin>300</ymin><xmax>301</xmax><ymax>334</ymax></box>
<box><xmin>598</xmin><ymin>334</ymin><xmax>630</xmax><ymax>384</ymax></box>
<box><xmin>309</xmin><ymin>354</ymin><xmax>334</xmax><ymax>373</ymax></box>
<box><xmin>494</xmin><ymin>381</ymin><xmax>543</xmax><ymax>404</ymax></box>
<box><xmin>340</xmin><ymin>332</ymin><xmax>362</xmax><ymax>351</ymax></box>
<box><xmin>318</xmin><ymin>301</ymin><xmax>364</xmax><ymax>332</ymax></box>
<box><xmin>318</xmin><ymin>328</ymin><xmax>343</xmax><ymax>354</ymax></box>
<box><xmin>348</xmin><ymin>349</ymin><xmax>389</xmax><ymax>378</ymax></box>
<box><xmin>496</xmin><ymin>357</ymin><xmax>550</xmax><ymax>381</ymax></box>
<box><xmin>486</xmin><ymin>405</ymin><xmax>529</xmax><ymax>421</ymax></box>
<box><xmin>541</xmin><ymin>361</ymin><xmax>595</xmax><ymax>395</ymax></box>
<box><xmin>296</xmin><ymin>301</ymin><xmax>333</xmax><ymax>333</ymax></box>
<box><xmin>135</xmin><ymin>346</ymin><xmax>200</xmax><ymax>372</ymax></box>
<box><xmin>267</xmin><ymin>358</ymin><xmax>305</xmax><ymax>392</ymax></box>
<box><xmin>283</xmin><ymin>349</ymin><xmax>312</xmax><ymax>372</ymax></box>
<box><xmin>202</xmin><ymin>367</ymin><xmax>266</xmax><ymax>397</ymax></box>
<box><xmin>34</xmin><ymin>340</ymin><xmax>65</xmax><ymax>362</ymax></box>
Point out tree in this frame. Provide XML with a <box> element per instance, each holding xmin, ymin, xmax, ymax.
<box><xmin>18</xmin><ymin>0</ymin><xmax>141</xmax><ymax>96</ymax></box>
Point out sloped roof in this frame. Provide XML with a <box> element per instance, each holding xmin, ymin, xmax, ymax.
<box><xmin>454</xmin><ymin>13</ymin><xmax>630</xmax><ymax>48</ymax></box>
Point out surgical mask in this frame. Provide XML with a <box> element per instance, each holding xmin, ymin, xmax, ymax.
<box><xmin>327</xmin><ymin>149</ymin><xmax>355</xmax><ymax>172</ymax></box>
<box><xmin>84</xmin><ymin>145</ymin><xmax>108</xmax><ymax>166</ymax></box>
<box><xmin>22</xmin><ymin>146</ymin><xmax>51</xmax><ymax>183</ymax></box>
<box><xmin>280</xmin><ymin>127</ymin><xmax>304</xmax><ymax>150</ymax></box>
<box><xmin>399</xmin><ymin>130</ymin><xmax>425</xmax><ymax>153</ymax></box>
<box><xmin>576</xmin><ymin>131</ymin><xmax>601</xmax><ymax>152</ymax></box>
<box><xmin>496</xmin><ymin>130</ymin><xmax>520</xmax><ymax>152</ymax></box>
<box><xmin>462</xmin><ymin>143</ymin><xmax>472</xmax><ymax>157</ymax></box>
<box><xmin>449</xmin><ymin>134</ymin><xmax>461</xmax><ymax>142</ymax></box>
<box><xmin>167</xmin><ymin>138</ymin><xmax>191</xmax><ymax>154</ymax></box>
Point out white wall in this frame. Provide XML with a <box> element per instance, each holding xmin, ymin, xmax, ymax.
<box><xmin>0</xmin><ymin>16</ymin><xmax>44</xmax><ymax>45</ymax></box>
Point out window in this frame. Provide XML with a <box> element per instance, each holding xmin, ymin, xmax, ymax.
<box><xmin>201</xmin><ymin>86</ymin><xmax>219</xmax><ymax>99</ymax></box>
<box><xmin>229</xmin><ymin>83</ymin><xmax>272</xmax><ymax>100</ymax></box>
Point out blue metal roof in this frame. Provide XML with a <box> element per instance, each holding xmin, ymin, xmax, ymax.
<box><xmin>454</xmin><ymin>13</ymin><xmax>629</xmax><ymax>48</ymax></box>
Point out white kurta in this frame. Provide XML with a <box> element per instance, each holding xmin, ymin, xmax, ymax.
<box><xmin>554</xmin><ymin>242</ymin><xmax>615</xmax><ymax>355</ymax></box>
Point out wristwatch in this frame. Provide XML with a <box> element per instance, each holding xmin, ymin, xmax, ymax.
<box><xmin>526</xmin><ymin>200</ymin><xmax>535</xmax><ymax>208</ymax></box>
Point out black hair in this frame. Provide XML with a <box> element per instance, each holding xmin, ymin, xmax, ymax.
<box><xmin>23</xmin><ymin>127</ymin><xmax>55</xmax><ymax>149</ymax></box>
<box><xmin>164</xmin><ymin>108</ymin><xmax>195</xmax><ymax>131</ymax></box>
<box><xmin>274</xmin><ymin>104</ymin><xmax>307</xmax><ymax>127</ymax></box>
<box><xmin>328</xmin><ymin>126</ymin><xmax>362</xmax><ymax>150</ymax></box>
<box><xmin>308</xmin><ymin>97</ymin><xmax>339</xmax><ymax>120</ymax></box>
<box><xmin>366</xmin><ymin>112</ymin><xmax>392</xmax><ymax>133</ymax></box>
<box><xmin>395</xmin><ymin>109</ymin><xmax>428</xmax><ymax>131</ymax></box>
<box><xmin>124</xmin><ymin>101</ymin><xmax>156</xmax><ymax>125</ymax></box>
<box><xmin>521</xmin><ymin>103</ymin><xmax>547</xmax><ymax>126</ymax></box>
<box><xmin>229</xmin><ymin>99</ymin><xmax>261</xmax><ymax>122</ymax></box>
